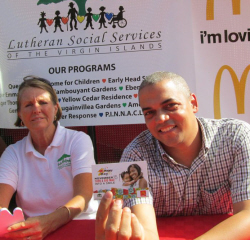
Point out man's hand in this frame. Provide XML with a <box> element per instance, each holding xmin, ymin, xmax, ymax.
<box><xmin>95</xmin><ymin>191</ymin><xmax>144</xmax><ymax>240</ymax></box>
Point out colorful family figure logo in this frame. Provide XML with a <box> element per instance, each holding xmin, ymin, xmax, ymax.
<box><xmin>54</xmin><ymin>10</ymin><xmax>64</xmax><ymax>33</ymax></box>
<box><xmin>98</xmin><ymin>6</ymin><xmax>107</xmax><ymax>29</ymax></box>
<box><xmin>108</xmin><ymin>6</ymin><xmax>127</xmax><ymax>28</ymax></box>
<box><xmin>37</xmin><ymin>11</ymin><xmax>48</xmax><ymax>33</ymax></box>
<box><xmin>68</xmin><ymin>2</ymin><xmax>78</xmax><ymax>31</ymax></box>
<box><xmin>37</xmin><ymin>2</ymin><xmax>127</xmax><ymax>33</ymax></box>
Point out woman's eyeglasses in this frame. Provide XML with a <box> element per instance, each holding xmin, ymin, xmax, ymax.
<box><xmin>23</xmin><ymin>75</ymin><xmax>53</xmax><ymax>88</ymax></box>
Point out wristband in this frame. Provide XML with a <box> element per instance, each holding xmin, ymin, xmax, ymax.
<box><xmin>56</xmin><ymin>206</ymin><xmax>71</xmax><ymax>221</ymax></box>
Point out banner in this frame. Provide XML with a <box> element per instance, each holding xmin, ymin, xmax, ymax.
<box><xmin>0</xmin><ymin>0</ymin><xmax>195</xmax><ymax>128</ymax></box>
<box><xmin>192</xmin><ymin>0</ymin><xmax>250</xmax><ymax>121</ymax></box>
<box><xmin>0</xmin><ymin>0</ymin><xmax>249</xmax><ymax>128</ymax></box>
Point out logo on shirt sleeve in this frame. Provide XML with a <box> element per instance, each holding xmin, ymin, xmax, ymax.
<box><xmin>57</xmin><ymin>154</ymin><xmax>71</xmax><ymax>169</ymax></box>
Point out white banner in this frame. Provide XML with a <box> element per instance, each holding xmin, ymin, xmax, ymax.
<box><xmin>192</xmin><ymin>0</ymin><xmax>250</xmax><ymax>122</ymax></box>
<box><xmin>0</xmin><ymin>0</ymin><xmax>249</xmax><ymax>128</ymax></box>
<box><xmin>0</xmin><ymin>0</ymin><xmax>195</xmax><ymax>128</ymax></box>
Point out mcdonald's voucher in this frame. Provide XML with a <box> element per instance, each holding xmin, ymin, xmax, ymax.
<box><xmin>92</xmin><ymin>161</ymin><xmax>149</xmax><ymax>200</ymax></box>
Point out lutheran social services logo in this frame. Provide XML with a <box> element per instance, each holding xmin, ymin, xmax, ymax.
<box><xmin>37</xmin><ymin>0</ymin><xmax>127</xmax><ymax>34</ymax></box>
<box><xmin>7</xmin><ymin>1</ymin><xmax>161</xmax><ymax>60</ymax></box>
<box><xmin>57</xmin><ymin>154</ymin><xmax>71</xmax><ymax>169</ymax></box>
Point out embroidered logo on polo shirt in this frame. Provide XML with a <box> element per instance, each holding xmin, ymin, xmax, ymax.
<box><xmin>57</xmin><ymin>154</ymin><xmax>71</xmax><ymax>170</ymax></box>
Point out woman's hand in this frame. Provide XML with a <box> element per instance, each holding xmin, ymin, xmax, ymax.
<box><xmin>4</xmin><ymin>215</ymin><xmax>54</xmax><ymax>240</ymax></box>
<box><xmin>95</xmin><ymin>191</ymin><xmax>145</xmax><ymax>240</ymax></box>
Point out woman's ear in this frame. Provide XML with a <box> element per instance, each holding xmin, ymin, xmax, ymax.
<box><xmin>54</xmin><ymin>102</ymin><xmax>59</xmax><ymax>114</ymax></box>
<box><xmin>190</xmin><ymin>93</ymin><xmax>199</xmax><ymax>113</ymax></box>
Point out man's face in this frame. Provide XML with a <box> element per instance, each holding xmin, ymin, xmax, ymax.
<box><xmin>139</xmin><ymin>79</ymin><xmax>198</xmax><ymax>152</ymax></box>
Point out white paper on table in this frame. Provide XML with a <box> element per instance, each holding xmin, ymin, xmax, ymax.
<box><xmin>0</xmin><ymin>207</ymin><xmax>25</xmax><ymax>236</ymax></box>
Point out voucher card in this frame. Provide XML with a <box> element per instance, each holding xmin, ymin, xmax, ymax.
<box><xmin>92</xmin><ymin>161</ymin><xmax>149</xmax><ymax>200</ymax></box>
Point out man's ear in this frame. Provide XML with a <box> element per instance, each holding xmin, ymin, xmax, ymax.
<box><xmin>190</xmin><ymin>93</ymin><xmax>198</xmax><ymax>113</ymax></box>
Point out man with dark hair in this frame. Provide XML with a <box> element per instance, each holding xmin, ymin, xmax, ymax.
<box><xmin>96</xmin><ymin>71</ymin><xmax>250</xmax><ymax>240</ymax></box>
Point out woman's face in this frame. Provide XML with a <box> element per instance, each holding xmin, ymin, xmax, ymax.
<box><xmin>129</xmin><ymin>166</ymin><xmax>138</xmax><ymax>180</ymax></box>
<box><xmin>18</xmin><ymin>87</ymin><xmax>58</xmax><ymax>133</ymax></box>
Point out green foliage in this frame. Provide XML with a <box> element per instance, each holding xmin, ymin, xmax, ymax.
<box><xmin>37</xmin><ymin>0</ymin><xmax>65</xmax><ymax>4</ymax></box>
<box><xmin>74</xmin><ymin>0</ymin><xmax>87</xmax><ymax>16</ymax></box>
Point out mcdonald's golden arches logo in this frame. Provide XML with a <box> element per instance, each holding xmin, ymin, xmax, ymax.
<box><xmin>207</xmin><ymin>0</ymin><xmax>241</xmax><ymax>20</ymax></box>
<box><xmin>214</xmin><ymin>65</ymin><xmax>250</xmax><ymax>119</ymax></box>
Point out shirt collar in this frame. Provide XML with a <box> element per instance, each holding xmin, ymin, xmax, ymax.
<box><xmin>156</xmin><ymin>139</ymin><xmax>176</xmax><ymax>166</ymax></box>
<box><xmin>49</xmin><ymin>122</ymin><xmax>64</xmax><ymax>147</ymax></box>
<box><xmin>196</xmin><ymin>117</ymin><xmax>210</xmax><ymax>153</ymax></box>
<box><xmin>25</xmin><ymin>122</ymin><xmax>64</xmax><ymax>154</ymax></box>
